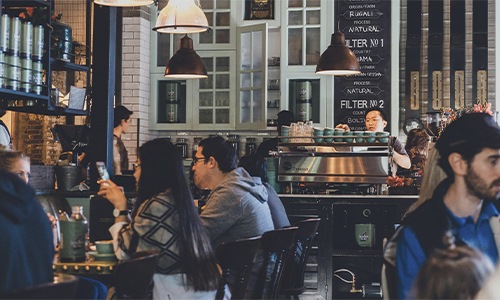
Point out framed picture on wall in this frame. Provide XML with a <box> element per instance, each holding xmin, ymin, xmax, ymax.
<box><xmin>244</xmin><ymin>0</ymin><xmax>275</xmax><ymax>20</ymax></box>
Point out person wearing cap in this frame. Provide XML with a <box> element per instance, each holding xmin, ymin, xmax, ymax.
<box><xmin>256</xmin><ymin>110</ymin><xmax>295</xmax><ymax>159</ymax></box>
<box><xmin>336</xmin><ymin>107</ymin><xmax>411</xmax><ymax>170</ymax></box>
<box><xmin>113</xmin><ymin>105</ymin><xmax>133</xmax><ymax>175</ymax></box>
<box><xmin>389</xmin><ymin>113</ymin><xmax>500</xmax><ymax>299</ymax></box>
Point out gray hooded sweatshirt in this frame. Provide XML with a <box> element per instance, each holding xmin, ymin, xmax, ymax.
<box><xmin>200</xmin><ymin>167</ymin><xmax>274</xmax><ymax>248</ymax></box>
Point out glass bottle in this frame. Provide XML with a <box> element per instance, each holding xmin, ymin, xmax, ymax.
<box><xmin>59</xmin><ymin>206</ymin><xmax>88</xmax><ymax>262</ymax></box>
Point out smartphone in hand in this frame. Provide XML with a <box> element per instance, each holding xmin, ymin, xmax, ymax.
<box><xmin>96</xmin><ymin>161</ymin><xmax>110</xmax><ymax>181</ymax></box>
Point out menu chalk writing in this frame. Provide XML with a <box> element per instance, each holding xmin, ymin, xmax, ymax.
<box><xmin>334</xmin><ymin>0</ymin><xmax>391</xmax><ymax>131</ymax></box>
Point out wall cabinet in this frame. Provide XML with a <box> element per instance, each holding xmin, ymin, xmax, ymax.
<box><xmin>0</xmin><ymin>0</ymin><xmax>90</xmax><ymax>116</ymax></box>
<box><xmin>150</xmin><ymin>0</ymin><xmax>335</xmax><ymax>130</ymax></box>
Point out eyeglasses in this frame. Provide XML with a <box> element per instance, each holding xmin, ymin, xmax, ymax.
<box><xmin>133</xmin><ymin>163</ymin><xmax>141</xmax><ymax>171</ymax></box>
<box><xmin>193</xmin><ymin>156</ymin><xmax>205</xmax><ymax>165</ymax></box>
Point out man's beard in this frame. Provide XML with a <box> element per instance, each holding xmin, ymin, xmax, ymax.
<box><xmin>465</xmin><ymin>164</ymin><xmax>500</xmax><ymax>202</ymax></box>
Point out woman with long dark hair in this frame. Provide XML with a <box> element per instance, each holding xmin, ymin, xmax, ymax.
<box><xmin>98</xmin><ymin>138</ymin><xmax>219</xmax><ymax>299</ymax></box>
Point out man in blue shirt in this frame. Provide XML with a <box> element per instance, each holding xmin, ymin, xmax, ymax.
<box><xmin>394</xmin><ymin>113</ymin><xmax>500</xmax><ymax>299</ymax></box>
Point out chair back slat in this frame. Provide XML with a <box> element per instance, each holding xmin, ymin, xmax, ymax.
<box><xmin>215</xmin><ymin>236</ymin><xmax>261</xmax><ymax>300</ymax></box>
<box><xmin>252</xmin><ymin>226</ymin><xmax>298</xmax><ymax>299</ymax></box>
<box><xmin>280</xmin><ymin>218</ymin><xmax>321</xmax><ymax>296</ymax></box>
<box><xmin>113</xmin><ymin>250</ymin><xmax>160</xmax><ymax>300</ymax></box>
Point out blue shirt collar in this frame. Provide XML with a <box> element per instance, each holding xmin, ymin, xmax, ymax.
<box><xmin>446</xmin><ymin>201</ymin><xmax>499</xmax><ymax>226</ymax></box>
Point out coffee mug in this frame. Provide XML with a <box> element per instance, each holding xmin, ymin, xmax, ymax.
<box><xmin>354</xmin><ymin>224</ymin><xmax>375</xmax><ymax>247</ymax></box>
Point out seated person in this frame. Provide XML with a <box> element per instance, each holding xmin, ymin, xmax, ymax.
<box><xmin>192</xmin><ymin>136</ymin><xmax>274</xmax><ymax>249</ymax></box>
<box><xmin>256</xmin><ymin>110</ymin><xmax>295</xmax><ymax>159</ymax></box>
<box><xmin>0</xmin><ymin>170</ymin><xmax>53</xmax><ymax>294</ymax></box>
<box><xmin>238</xmin><ymin>154</ymin><xmax>290</xmax><ymax>229</ymax></box>
<box><xmin>336</xmin><ymin>107</ymin><xmax>411</xmax><ymax>171</ymax></box>
<box><xmin>0</xmin><ymin>150</ymin><xmax>30</xmax><ymax>184</ymax></box>
<box><xmin>409</xmin><ymin>244</ymin><xmax>494</xmax><ymax>299</ymax></box>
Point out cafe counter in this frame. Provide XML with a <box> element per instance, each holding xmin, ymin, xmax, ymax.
<box><xmin>278</xmin><ymin>194</ymin><xmax>418</xmax><ymax>300</ymax></box>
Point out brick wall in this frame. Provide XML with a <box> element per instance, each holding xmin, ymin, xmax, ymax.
<box><xmin>121</xmin><ymin>7</ymin><xmax>158</xmax><ymax>169</ymax></box>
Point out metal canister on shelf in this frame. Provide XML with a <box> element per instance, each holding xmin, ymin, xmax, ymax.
<box><xmin>8</xmin><ymin>17</ymin><xmax>21</xmax><ymax>56</ymax></box>
<box><xmin>6</xmin><ymin>53</ymin><xmax>21</xmax><ymax>91</ymax></box>
<box><xmin>1</xmin><ymin>14</ymin><xmax>10</xmax><ymax>53</ymax></box>
<box><xmin>20</xmin><ymin>57</ymin><xmax>32</xmax><ymax>93</ymax></box>
<box><xmin>32</xmin><ymin>25</ymin><xmax>44</xmax><ymax>61</ymax></box>
<box><xmin>165</xmin><ymin>82</ymin><xmax>179</xmax><ymax>123</ymax></box>
<box><xmin>245</xmin><ymin>138</ymin><xmax>257</xmax><ymax>155</ymax></box>
<box><xmin>0</xmin><ymin>51</ymin><xmax>5</xmax><ymax>88</ymax></box>
<box><xmin>32</xmin><ymin>60</ymin><xmax>44</xmax><ymax>95</ymax></box>
<box><xmin>228</xmin><ymin>134</ymin><xmax>240</xmax><ymax>157</ymax></box>
<box><xmin>296</xmin><ymin>81</ymin><xmax>312</xmax><ymax>122</ymax></box>
<box><xmin>175</xmin><ymin>138</ymin><xmax>188</xmax><ymax>159</ymax></box>
<box><xmin>192</xmin><ymin>137</ymin><xmax>202</xmax><ymax>158</ymax></box>
<box><xmin>20</xmin><ymin>21</ymin><xmax>33</xmax><ymax>59</ymax></box>
<box><xmin>58</xmin><ymin>40</ymin><xmax>72</xmax><ymax>62</ymax></box>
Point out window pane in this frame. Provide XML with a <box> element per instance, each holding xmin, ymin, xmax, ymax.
<box><xmin>253</xmin><ymin>89</ymin><xmax>263</xmax><ymax>122</ymax></box>
<box><xmin>240</xmin><ymin>32</ymin><xmax>251</xmax><ymax>69</ymax></box>
<box><xmin>203</xmin><ymin>57</ymin><xmax>214</xmax><ymax>72</ymax></box>
<box><xmin>156</xmin><ymin>33</ymin><xmax>170</xmax><ymax>66</ymax></box>
<box><xmin>216</xmin><ymin>57</ymin><xmax>230</xmax><ymax>71</ymax></box>
<box><xmin>216</xmin><ymin>92</ymin><xmax>229</xmax><ymax>106</ymax></box>
<box><xmin>253</xmin><ymin>72</ymin><xmax>263</xmax><ymax>87</ymax></box>
<box><xmin>306</xmin><ymin>0</ymin><xmax>320</xmax><ymax>8</ymax></box>
<box><xmin>216</xmin><ymin>29</ymin><xmax>230</xmax><ymax>44</ymax></box>
<box><xmin>252</xmin><ymin>31</ymin><xmax>263</xmax><ymax>69</ymax></box>
<box><xmin>241</xmin><ymin>72</ymin><xmax>251</xmax><ymax>88</ymax></box>
<box><xmin>289</xmin><ymin>0</ymin><xmax>302</xmax><ymax>8</ymax></box>
<box><xmin>216</xmin><ymin>12</ymin><xmax>230</xmax><ymax>26</ymax></box>
<box><xmin>199</xmin><ymin>92</ymin><xmax>213</xmax><ymax>106</ymax></box>
<box><xmin>216</xmin><ymin>74</ymin><xmax>229</xmax><ymax>89</ymax></box>
<box><xmin>306</xmin><ymin>10</ymin><xmax>320</xmax><ymax>25</ymax></box>
<box><xmin>199</xmin><ymin>74</ymin><xmax>213</xmax><ymax>89</ymax></box>
<box><xmin>288</xmin><ymin>28</ymin><xmax>302</xmax><ymax>65</ymax></box>
<box><xmin>200</xmin><ymin>31</ymin><xmax>213</xmax><ymax>44</ymax></box>
<box><xmin>216</xmin><ymin>0</ymin><xmax>230</xmax><ymax>9</ymax></box>
<box><xmin>216</xmin><ymin>109</ymin><xmax>230</xmax><ymax>123</ymax></box>
<box><xmin>289</xmin><ymin>11</ymin><xmax>303</xmax><ymax>26</ymax></box>
<box><xmin>199</xmin><ymin>109</ymin><xmax>213</xmax><ymax>124</ymax></box>
<box><xmin>306</xmin><ymin>28</ymin><xmax>320</xmax><ymax>65</ymax></box>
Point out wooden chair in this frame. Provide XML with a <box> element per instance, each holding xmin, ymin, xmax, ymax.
<box><xmin>251</xmin><ymin>226</ymin><xmax>298</xmax><ymax>299</ymax></box>
<box><xmin>112</xmin><ymin>250</ymin><xmax>160</xmax><ymax>299</ymax></box>
<box><xmin>3</xmin><ymin>273</ymin><xmax>79</xmax><ymax>299</ymax></box>
<box><xmin>280</xmin><ymin>218</ymin><xmax>321</xmax><ymax>299</ymax></box>
<box><xmin>215</xmin><ymin>236</ymin><xmax>262</xmax><ymax>300</ymax></box>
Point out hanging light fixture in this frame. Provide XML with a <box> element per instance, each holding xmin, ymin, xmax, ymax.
<box><xmin>94</xmin><ymin>0</ymin><xmax>154</xmax><ymax>7</ymax></box>
<box><xmin>153</xmin><ymin>0</ymin><xmax>210</xmax><ymax>34</ymax></box>
<box><xmin>165</xmin><ymin>34</ymin><xmax>207</xmax><ymax>79</ymax></box>
<box><xmin>315</xmin><ymin>1</ymin><xmax>360</xmax><ymax>76</ymax></box>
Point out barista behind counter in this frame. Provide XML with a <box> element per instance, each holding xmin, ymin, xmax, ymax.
<box><xmin>336</xmin><ymin>107</ymin><xmax>411</xmax><ymax>171</ymax></box>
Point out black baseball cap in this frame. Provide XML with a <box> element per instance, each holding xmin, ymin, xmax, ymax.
<box><xmin>277</xmin><ymin>110</ymin><xmax>294</xmax><ymax>126</ymax></box>
<box><xmin>435</xmin><ymin>113</ymin><xmax>500</xmax><ymax>158</ymax></box>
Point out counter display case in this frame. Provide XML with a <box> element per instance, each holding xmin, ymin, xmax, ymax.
<box><xmin>279</xmin><ymin>194</ymin><xmax>417</xmax><ymax>299</ymax></box>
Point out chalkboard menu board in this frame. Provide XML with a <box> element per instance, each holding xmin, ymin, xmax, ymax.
<box><xmin>334</xmin><ymin>0</ymin><xmax>391</xmax><ymax>131</ymax></box>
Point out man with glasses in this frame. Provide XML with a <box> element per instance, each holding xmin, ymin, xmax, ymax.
<box><xmin>192</xmin><ymin>136</ymin><xmax>274</xmax><ymax>249</ymax></box>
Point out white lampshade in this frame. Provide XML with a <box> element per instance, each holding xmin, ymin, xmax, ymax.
<box><xmin>94</xmin><ymin>0</ymin><xmax>153</xmax><ymax>7</ymax></box>
<box><xmin>153</xmin><ymin>0</ymin><xmax>210</xmax><ymax>34</ymax></box>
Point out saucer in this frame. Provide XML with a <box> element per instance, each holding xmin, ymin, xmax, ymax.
<box><xmin>88</xmin><ymin>251</ymin><xmax>117</xmax><ymax>261</ymax></box>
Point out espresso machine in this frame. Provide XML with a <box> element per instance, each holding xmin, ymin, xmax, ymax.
<box><xmin>277</xmin><ymin>143</ymin><xmax>390</xmax><ymax>195</ymax></box>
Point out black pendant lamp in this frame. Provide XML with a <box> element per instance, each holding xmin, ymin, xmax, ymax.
<box><xmin>316</xmin><ymin>1</ymin><xmax>360</xmax><ymax>76</ymax></box>
<box><xmin>315</xmin><ymin>31</ymin><xmax>361</xmax><ymax>76</ymax></box>
<box><xmin>165</xmin><ymin>35</ymin><xmax>207</xmax><ymax>79</ymax></box>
